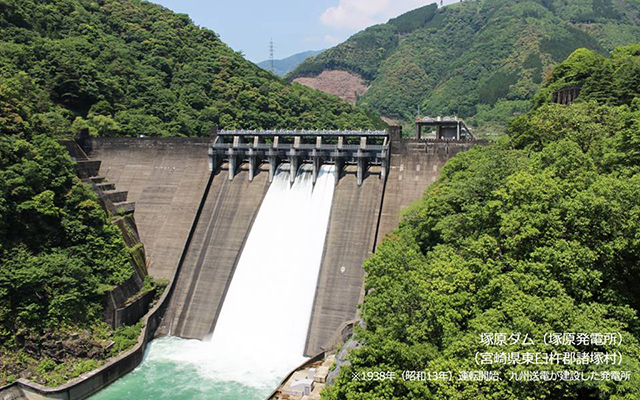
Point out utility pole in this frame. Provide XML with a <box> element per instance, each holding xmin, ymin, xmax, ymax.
<box><xmin>269</xmin><ymin>38</ymin><xmax>275</xmax><ymax>73</ymax></box>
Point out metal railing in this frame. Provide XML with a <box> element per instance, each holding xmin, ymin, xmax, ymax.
<box><xmin>212</xmin><ymin>143</ymin><xmax>388</xmax><ymax>152</ymax></box>
<box><xmin>218</xmin><ymin>129</ymin><xmax>388</xmax><ymax>137</ymax></box>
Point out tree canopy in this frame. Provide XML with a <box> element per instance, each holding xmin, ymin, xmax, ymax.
<box><xmin>0</xmin><ymin>0</ymin><xmax>384</xmax><ymax>139</ymax></box>
<box><xmin>0</xmin><ymin>134</ymin><xmax>137</xmax><ymax>384</ymax></box>
<box><xmin>324</xmin><ymin>46</ymin><xmax>640</xmax><ymax>400</ymax></box>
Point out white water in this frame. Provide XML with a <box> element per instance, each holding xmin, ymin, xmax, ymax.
<box><xmin>91</xmin><ymin>164</ymin><xmax>337</xmax><ymax>399</ymax></box>
<box><xmin>205</xmin><ymin>163</ymin><xmax>336</xmax><ymax>386</ymax></box>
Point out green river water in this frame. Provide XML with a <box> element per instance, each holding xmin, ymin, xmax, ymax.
<box><xmin>89</xmin><ymin>337</ymin><xmax>278</xmax><ymax>400</ymax></box>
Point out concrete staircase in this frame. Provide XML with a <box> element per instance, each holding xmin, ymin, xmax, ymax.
<box><xmin>60</xmin><ymin>139</ymin><xmax>136</xmax><ymax>215</ymax></box>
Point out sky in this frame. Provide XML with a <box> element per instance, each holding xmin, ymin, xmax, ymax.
<box><xmin>150</xmin><ymin>0</ymin><xmax>459</xmax><ymax>63</ymax></box>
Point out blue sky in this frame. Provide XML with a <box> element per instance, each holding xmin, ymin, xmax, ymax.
<box><xmin>150</xmin><ymin>0</ymin><xmax>458</xmax><ymax>63</ymax></box>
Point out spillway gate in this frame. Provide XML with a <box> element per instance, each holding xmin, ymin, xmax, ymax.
<box><xmin>209</xmin><ymin>130</ymin><xmax>389</xmax><ymax>186</ymax></box>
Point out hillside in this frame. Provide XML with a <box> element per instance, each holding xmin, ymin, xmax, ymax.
<box><xmin>288</xmin><ymin>0</ymin><xmax>640</xmax><ymax>132</ymax></box>
<box><xmin>0</xmin><ymin>133</ymin><xmax>148</xmax><ymax>385</ymax></box>
<box><xmin>257</xmin><ymin>49</ymin><xmax>324</xmax><ymax>77</ymax></box>
<box><xmin>0</xmin><ymin>0</ymin><xmax>383</xmax><ymax>139</ymax></box>
<box><xmin>323</xmin><ymin>45</ymin><xmax>640</xmax><ymax>400</ymax></box>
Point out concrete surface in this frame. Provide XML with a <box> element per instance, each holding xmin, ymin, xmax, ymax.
<box><xmin>86</xmin><ymin>138</ymin><xmax>212</xmax><ymax>280</ymax></box>
<box><xmin>161</xmin><ymin>166</ymin><xmax>270</xmax><ymax>339</ymax></box>
<box><xmin>0</xmin><ymin>386</ymin><xmax>28</xmax><ymax>400</ymax></box>
<box><xmin>376</xmin><ymin>140</ymin><xmax>474</xmax><ymax>245</ymax></box>
<box><xmin>1</xmin><ymin>135</ymin><xmax>484</xmax><ymax>400</ymax></box>
<box><xmin>304</xmin><ymin>167</ymin><xmax>384</xmax><ymax>356</ymax></box>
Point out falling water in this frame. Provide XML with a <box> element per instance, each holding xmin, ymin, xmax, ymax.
<box><xmin>90</xmin><ymin>164</ymin><xmax>336</xmax><ymax>400</ymax></box>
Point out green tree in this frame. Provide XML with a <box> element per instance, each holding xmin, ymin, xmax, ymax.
<box><xmin>324</xmin><ymin>45</ymin><xmax>640</xmax><ymax>400</ymax></box>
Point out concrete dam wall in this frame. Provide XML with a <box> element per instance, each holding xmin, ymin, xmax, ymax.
<box><xmin>84</xmin><ymin>132</ymin><xmax>479</xmax><ymax>359</ymax></box>
<box><xmin>377</xmin><ymin>135</ymin><xmax>478</xmax><ymax>244</ymax></box>
<box><xmin>304</xmin><ymin>167</ymin><xmax>383</xmax><ymax>356</ymax></box>
<box><xmin>86</xmin><ymin>138</ymin><xmax>212</xmax><ymax>281</ymax></box>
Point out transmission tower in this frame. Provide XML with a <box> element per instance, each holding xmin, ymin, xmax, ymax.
<box><xmin>269</xmin><ymin>38</ymin><xmax>275</xmax><ymax>73</ymax></box>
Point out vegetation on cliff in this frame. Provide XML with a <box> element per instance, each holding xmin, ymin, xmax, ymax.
<box><xmin>0</xmin><ymin>0</ymin><xmax>383</xmax><ymax>138</ymax></box>
<box><xmin>289</xmin><ymin>0</ymin><xmax>640</xmax><ymax>133</ymax></box>
<box><xmin>0</xmin><ymin>134</ymin><xmax>139</xmax><ymax>385</ymax></box>
<box><xmin>323</xmin><ymin>45</ymin><xmax>640</xmax><ymax>400</ymax></box>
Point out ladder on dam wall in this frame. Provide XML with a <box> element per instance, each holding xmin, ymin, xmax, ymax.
<box><xmin>209</xmin><ymin>130</ymin><xmax>389</xmax><ymax>186</ymax></box>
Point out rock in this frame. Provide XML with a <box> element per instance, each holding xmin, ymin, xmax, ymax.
<box><xmin>87</xmin><ymin>348</ymin><xmax>102</xmax><ymax>359</ymax></box>
<box><xmin>23</xmin><ymin>343</ymin><xmax>39</xmax><ymax>356</ymax></box>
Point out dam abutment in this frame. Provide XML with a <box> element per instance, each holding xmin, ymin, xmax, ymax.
<box><xmin>0</xmin><ymin>141</ymin><xmax>217</xmax><ymax>400</ymax></box>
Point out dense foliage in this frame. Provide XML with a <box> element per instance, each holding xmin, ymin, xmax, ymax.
<box><xmin>289</xmin><ymin>0</ymin><xmax>640</xmax><ymax>133</ymax></box>
<box><xmin>0</xmin><ymin>0</ymin><xmax>386</xmax><ymax>387</ymax></box>
<box><xmin>388</xmin><ymin>4</ymin><xmax>438</xmax><ymax>35</ymax></box>
<box><xmin>0</xmin><ymin>135</ymin><xmax>132</xmax><ymax>334</ymax></box>
<box><xmin>534</xmin><ymin>44</ymin><xmax>640</xmax><ymax>109</ymax></box>
<box><xmin>290</xmin><ymin>24</ymin><xmax>400</xmax><ymax>82</ymax></box>
<box><xmin>323</xmin><ymin>46</ymin><xmax>640</xmax><ymax>399</ymax></box>
<box><xmin>0</xmin><ymin>134</ymin><xmax>136</xmax><ymax>384</ymax></box>
<box><xmin>0</xmin><ymin>0</ymin><xmax>383</xmax><ymax>138</ymax></box>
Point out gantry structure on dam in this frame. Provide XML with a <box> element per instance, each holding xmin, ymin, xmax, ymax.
<box><xmin>208</xmin><ymin>129</ymin><xmax>389</xmax><ymax>186</ymax></box>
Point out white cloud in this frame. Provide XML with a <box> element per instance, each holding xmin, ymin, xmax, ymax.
<box><xmin>320</xmin><ymin>0</ymin><xmax>438</xmax><ymax>31</ymax></box>
<box><xmin>323</xmin><ymin>35</ymin><xmax>343</xmax><ymax>45</ymax></box>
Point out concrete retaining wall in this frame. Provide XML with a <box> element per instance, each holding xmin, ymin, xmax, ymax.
<box><xmin>0</xmin><ymin>284</ymin><xmax>166</xmax><ymax>400</ymax></box>
<box><xmin>59</xmin><ymin>139</ymin><xmax>149</xmax><ymax>329</ymax></box>
<box><xmin>103</xmin><ymin>274</ymin><xmax>144</xmax><ymax>328</ymax></box>
<box><xmin>114</xmin><ymin>289</ymin><xmax>156</xmax><ymax>328</ymax></box>
<box><xmin>59</xmin><ymin>140</ymin><xmax>89</xmax><ymax>162</ymax></box>
<box><xmin>75</xmin><ymin>161</ymin><xmax>101</xmax><ymax>179</ymax></box>
<box><xmin>112</xmin><ymin>216</ymin><xmax>147</xmax><ymax>279</ymax></box>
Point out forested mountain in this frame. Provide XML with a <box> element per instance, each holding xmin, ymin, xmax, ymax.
<box><xmin>0</xmin><ymin>0</ymin><xmax>382</xmax><ymax>139</ymax></box>
<box><xmin>288</xmin><ymin>0</ymin><xmax>640</xmax><ymax>133</ymax></box>
<box><xmin>323</xmin><ymin>45</ymin><xmax>640</xmax><ymax>400</ymax></box>
<box><xmin>257</xmin><ymin>49</ymin><xmax>325</xmax><ymax>77</ymax></box>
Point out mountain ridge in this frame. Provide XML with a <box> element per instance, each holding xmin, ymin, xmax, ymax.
<box><xmin>0</xmin><ymin>0</ymin><xmax>383</xmax><ymax>138</ymax></box>
<box><xmin>288</xmin><ymin>0</ymin><xmax>640</xmax><ymax>133</ymax></box>
<box><xmin>257</xmin><ymin>49</ymin><xmax>325</xmax><ymax>77</ymax></box>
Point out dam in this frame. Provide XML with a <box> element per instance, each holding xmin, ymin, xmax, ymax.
<box><xmin>75</xmin><ymin>127</ymin><xmax>479</xmax><ymax>399</ymax></box>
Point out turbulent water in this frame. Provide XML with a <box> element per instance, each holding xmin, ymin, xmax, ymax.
<box><xmin>89</xmin><ymin>336</ymin><xmax>269</xmax><ymax>400</ymax></box>
<box><xmin>90</xmin><ymin>164</ymin><xmax>336</xmax><ymax>400</ymax></box>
